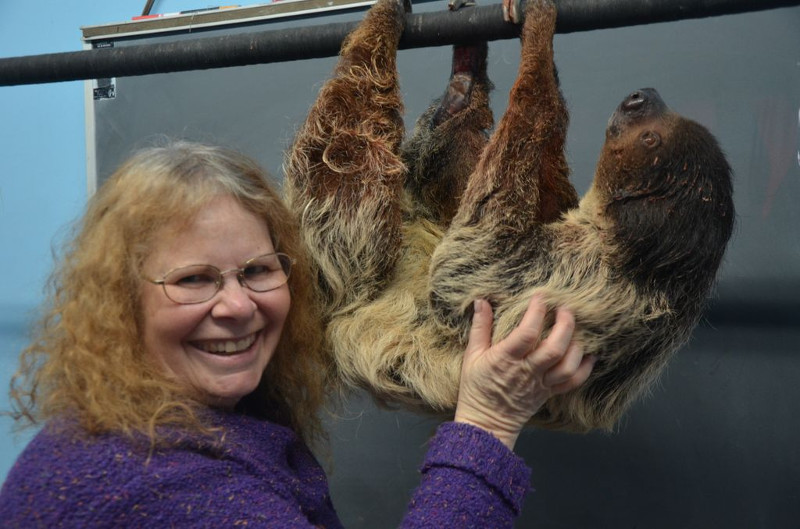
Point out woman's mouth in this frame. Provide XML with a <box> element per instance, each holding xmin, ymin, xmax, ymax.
<box><xmin>192</xmin><ymin>332</ymin><xmax>259</xmax><ymax>355</ymax></box>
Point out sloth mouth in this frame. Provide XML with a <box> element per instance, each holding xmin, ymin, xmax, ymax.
<box><xmin>191</xmin><ymin>333</ymin><xmax>259</xmax><ymax>355</ymax></box>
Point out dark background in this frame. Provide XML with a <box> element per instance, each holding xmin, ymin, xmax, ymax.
<box><xmin>85</xmin><ymin>2</ymin><xmax>800</xmax><ymax>527</ymax></box>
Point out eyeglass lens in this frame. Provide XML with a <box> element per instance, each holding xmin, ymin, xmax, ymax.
<box><xmin>161</xmin><ymin>253</ymin><xmax>291</xmax><ymax>304</ymax></box>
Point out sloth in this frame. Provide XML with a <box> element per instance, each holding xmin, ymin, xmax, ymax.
<box><xmin>283</xmin><ymin>0</ymin><xmax>735</xmax><ymax>432</ymax></box>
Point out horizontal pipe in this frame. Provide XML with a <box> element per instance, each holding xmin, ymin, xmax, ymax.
<box><xmin>1</xmin><ymin>0</ymin><xmax>798</xmax><ymax>86</ymax></box>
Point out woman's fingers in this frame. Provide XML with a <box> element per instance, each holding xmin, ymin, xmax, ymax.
<box><xmin>498</xmin><ymin>295</ymin><xmax>548</xmax><ymax>360</ymax></box>
<box><xmin>548</xmin><ymin>352</ymin><xmax>597</xmax><ymax>394</ymax></box>
<box><xmin>542</xmin><ymin>339</ymin><xmax>585</xmax><ymax>388</ymax></box>
<box><xmin>535</xmin><ymin>308</ymin><xmax>595</xmax><ymax>392</ymax></box>
<box><xmin>528</xmin><ymin>306</ymin><xmax>575</xmax><ymax>370</ymax></box>
<box><xmin>454</xmin><ymin>295</ymin><xmax>594</xmax><ymax>450</ymax></box>
<box><xmin>464</xmin><ymin>299</ymin><xmax>494</xmax><ymax>360</ymax></box>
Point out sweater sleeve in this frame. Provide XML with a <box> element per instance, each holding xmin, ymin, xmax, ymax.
<box><xmin>400</xmin><ymin>422</ymin><xmax>532</xmax><ymax>529</ymax></box>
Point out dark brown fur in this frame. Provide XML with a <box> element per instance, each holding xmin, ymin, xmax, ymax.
<box><xmin>284</xmin><ymin>0</ymin><xmax>734</xmax><ymax>431</ymax></box>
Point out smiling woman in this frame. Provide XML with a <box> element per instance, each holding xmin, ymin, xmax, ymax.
<box><xmin>0</xmin><ymin>141</ymin><xmax>337</xmax><ymax>525</ymax></box>
<box><xmin>4</xmin><ymin>141</ymin><xmax>330</xmax><ymax>443</ymax></box>
<box><xmin>139</xmin><ymin>195</ymin><xmax>293</xmax><ymax>410</ymax></box>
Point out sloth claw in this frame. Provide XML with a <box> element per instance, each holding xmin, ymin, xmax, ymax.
<box><xmin>448</xmin><ymin>0</ymin><xmax>476</xmax><ymax>10</ymax></box>
<box><xmin>502</xmin><ymin>0</ymin><xmax>522</xmax><ymax>23</ymax></box>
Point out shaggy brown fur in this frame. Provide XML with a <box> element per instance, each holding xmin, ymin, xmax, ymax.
<box><xmin>284</xmin><ymin>0</ymin><xmax>735</xmax><ymax>432</ymax></box>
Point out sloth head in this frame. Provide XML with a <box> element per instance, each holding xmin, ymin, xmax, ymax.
<box><xmin>592</xmin><ymin>88</ymin><xmax>735</xmax><ymax>297</ymax></box>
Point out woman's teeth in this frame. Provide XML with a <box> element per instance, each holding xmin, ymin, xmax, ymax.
<box><xmin>196</xmin><ymin>334</ymin><xmax>257</xmax><ymax>355</ymax></box>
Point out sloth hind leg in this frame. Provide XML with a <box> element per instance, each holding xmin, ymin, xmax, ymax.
<box><xmin>402</xmin><ymin>43</ymin><xmax>494</xmax><ymax>226</ymax></box>
<box><xmin>284</xmin><ymin>0</ymin><xmax>408</xmax><ymax>313</ymax></box>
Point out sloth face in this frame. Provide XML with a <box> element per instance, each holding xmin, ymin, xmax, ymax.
<box><xmin>596</xmin><ymin>89</ymin><xmax>677</xmax><ymax>195</ymax></box>
<box><xmin>591</xmin><ymin>89</ymin><xmax>734</xmax><ymax>290</ymax></box>
<box><xmin>595</xmin><ymin>88</ymin><xmax>731</xmax><ymax>211</ymax></box>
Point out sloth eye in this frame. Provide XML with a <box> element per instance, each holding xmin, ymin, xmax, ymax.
<box><xmin>640</xmin><ymin>131</ymin><xmax>661</xmax><ymax>148</ymax></box>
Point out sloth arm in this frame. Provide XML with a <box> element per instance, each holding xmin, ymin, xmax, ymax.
<box><xmin>457</xmin><ymin>0</ymin><xmax>575</xmax><ymax>231</ymax></box>
<box><xmin>429</xmin><ymin>0</ymin><xmax>577</xmax><ymax>322</ymax></box>
<box><xmin>283</xmin><ymin>0</ymin><xmax>408</xmax><ymax>312</ymax></box>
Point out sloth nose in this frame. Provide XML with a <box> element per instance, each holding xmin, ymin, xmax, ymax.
<box><xmin>622</xmin><ymin>88</ymin><xmax>662</xmax><ymax>112</ymax></box>
<box><xmin>622</xmin><ymin>91</ymin><xmax>647</xmax><ymax>111</ymax></box>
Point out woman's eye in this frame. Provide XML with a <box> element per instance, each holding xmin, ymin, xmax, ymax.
<box><xmin>174</xmin><ymin>273</ymin><xmax>217</xmax><ymax>287</ymax></box>
<box><xmin>242</xmin><ymin>264</ymin><xmax>272</xmax><ymax>280</ymax></box>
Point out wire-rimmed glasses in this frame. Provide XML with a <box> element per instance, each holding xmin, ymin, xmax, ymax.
<box><xmin>145</xmin><ymin>253</ymin><xmax>293</xmax><ymax>304</ymax></box>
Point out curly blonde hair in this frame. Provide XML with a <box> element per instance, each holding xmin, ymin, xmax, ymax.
<box><xmin>10</xmin><ymin>141</ymin><xmax>331</xmax><ymax>445</ymax></box>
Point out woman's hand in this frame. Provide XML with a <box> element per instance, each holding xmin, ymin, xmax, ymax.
<box><xmin>454</xmin><ymin>296</ymin><xmax>596</xmax><ymax>450</ymax></box>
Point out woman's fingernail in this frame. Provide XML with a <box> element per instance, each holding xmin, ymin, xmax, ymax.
<box><xmin>474</xmin><ymin>299</ymin><xmax>484</xmax><ymax>313</ymax></box>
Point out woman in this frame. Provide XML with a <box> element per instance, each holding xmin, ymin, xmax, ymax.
<box><xmin>0</xmin><ymin>142</ymin><xmax>594</xmax><ymax>527</ymax></box>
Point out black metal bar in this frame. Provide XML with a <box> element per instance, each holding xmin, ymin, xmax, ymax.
<box><xmin>1</xmin><ymin>0</ymin><xmax>798</xmax><ymax>86</ymax></box>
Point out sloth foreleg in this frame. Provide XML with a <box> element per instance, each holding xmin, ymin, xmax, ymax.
<box><xmin>429</xmin><ymin>0</ymin><xmax>577</xmax><ymax>328</ymax></box>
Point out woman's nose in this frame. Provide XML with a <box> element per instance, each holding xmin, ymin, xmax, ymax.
<box><xmin>210</xmin><ymin>275</ymin><xmax>256</xmax><ymax>319</ymax></box>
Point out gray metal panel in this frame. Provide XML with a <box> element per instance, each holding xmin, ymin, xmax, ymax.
<box><xmin>85</xmin><ymin>4</ymin><xmax>800</xmax><ymax>527</ymax></box>
<box><xmin>329</xmin><ymin>324</ymin><xmax>800</xmax><ymax>528</ymax></box>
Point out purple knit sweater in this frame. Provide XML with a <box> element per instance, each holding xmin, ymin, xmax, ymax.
<box><xmin>0</xmin><ymin>410</ymin><xmax>531</xmax><ymax>528</ymax></box>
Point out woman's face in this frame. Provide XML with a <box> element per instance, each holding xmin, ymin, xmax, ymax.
<box><xmin>140</xmin><ymin>195</ymin><xmax>290</xmax><ymax>409</ymax></box>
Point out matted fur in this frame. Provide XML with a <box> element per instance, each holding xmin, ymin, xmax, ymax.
<box><xmin>285</xmin><ymin>0</ymin><xmax>734</xmax><ymax>432</ymax></box>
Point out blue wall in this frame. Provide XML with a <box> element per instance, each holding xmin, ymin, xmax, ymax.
<box><xmin>0</xmin><ymin>0</ymin><xmax>211</xmax><ymax>485</ymax></box>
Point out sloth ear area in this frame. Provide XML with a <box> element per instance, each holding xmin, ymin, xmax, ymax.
<box><xmin>616</xmin><ymin>122</ymin><xmax>668</xmax><ymax>152</ymax></box>
<box><xmin>639</xmin><ymin>130</ymin><xmax>662</xmax><ymax>149</ymax></box>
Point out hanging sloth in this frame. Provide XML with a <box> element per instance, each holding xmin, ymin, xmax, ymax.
<box><xmin>284</xmin><ymin>0</ymin><xmax>735</xmax><ymax>432</ymax></box>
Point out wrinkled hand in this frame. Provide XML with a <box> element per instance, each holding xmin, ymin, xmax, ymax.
<box><xmin>454</xmin><ymin>296</ymin><xmax>595</xmax><ymax>450</ymax></box>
